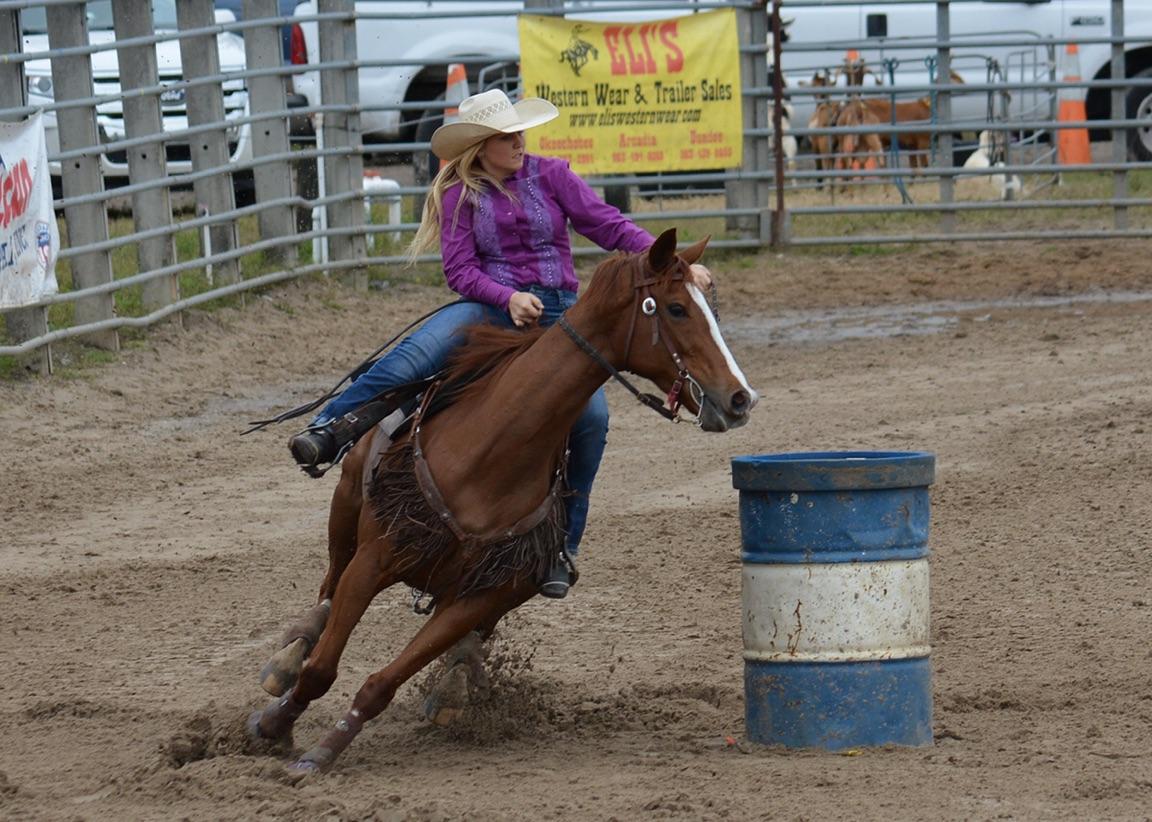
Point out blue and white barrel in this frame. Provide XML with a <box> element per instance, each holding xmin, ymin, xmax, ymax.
<box><xmin>731</xmin><ymin>451</ymin><xmax>935</xmax><ymax>749</ymax></box>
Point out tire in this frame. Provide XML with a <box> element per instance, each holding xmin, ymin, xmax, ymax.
<box><xmin>232</xmin><ymin>170</ymin><xmax>257</xmax><ymax>208</ymax></box>
<box><xmin>412</xmin><ymin>93</ymin><xmax>446</xmax><ymax>189</ymax></box>
<box><xmin>1125</xmin><ymin>67</ymin><xmax>1152</xmax><ymax>162</ymax></box>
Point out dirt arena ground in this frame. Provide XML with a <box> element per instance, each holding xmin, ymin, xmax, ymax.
<box><xmin>2</xmin><ymin>239</ymin><xmax>1151</xmax><ymax>821</ymax></box>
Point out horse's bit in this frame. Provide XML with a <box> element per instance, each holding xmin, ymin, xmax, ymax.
<box><xmin>557</xmin><ymin>260</ymin><xmax>717</xmax><ymax>424</ymax></box>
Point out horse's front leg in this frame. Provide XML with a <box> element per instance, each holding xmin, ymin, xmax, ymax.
<box><xmin>249</xmin><ymin>531</ymin><xmax>393</xmax><ymax>744</ymax></box>
<box><xmin>290</xmin><ymin>581</ymin><xmax>535</xmax><ymax>773</ymax></box>
<box><xmin>259</xmin><ymin>444</ymin><xmax>368</xmax><ymax>696</ymax></box>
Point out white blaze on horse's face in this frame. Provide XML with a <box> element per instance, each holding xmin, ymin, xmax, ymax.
<box><xmin>685</xmin><ymin>281</ymin><xmax>758</xmax><ymax>431</ymax></box>
<box><xmin>686</xmin><ymin>282</ymin><xmax>755</xmax><ymax>396</ymax></box>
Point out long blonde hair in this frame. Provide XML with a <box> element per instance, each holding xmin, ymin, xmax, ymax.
<box><xmin>405</xmin><ymin>137</ymin><xmax>517</xmax><ymax>262</ymax></box>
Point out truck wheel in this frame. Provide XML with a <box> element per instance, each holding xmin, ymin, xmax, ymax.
<box><xmin>1126</xmin><ymin>67</ymin><xmax>1152</xmax><ymax>162</ymax></box>
<box><xmin>233</xmin><ymin>170</ymin><xmax>257</xmax><ymax>208</ymax></box>
<box><xmin>413</xmin><ymin>94</ymin><xmax>446</xmax><ymax>188</ymax></box>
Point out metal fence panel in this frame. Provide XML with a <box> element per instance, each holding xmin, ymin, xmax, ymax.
<box><xmin>3</xmin><ymin>0</ymin><xmax>1152</xmax><ymax>364</ymax></box>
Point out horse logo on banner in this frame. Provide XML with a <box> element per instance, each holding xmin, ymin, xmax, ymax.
<box><xmin>559</xmin><ymin>24</ymin><xmax>598</xmax><ymax>76</ymax></box>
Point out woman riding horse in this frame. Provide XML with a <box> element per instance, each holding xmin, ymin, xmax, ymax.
<box><xmin>250</xmin><ymin>227</ymin><xmax>757</xmax><ymax>772</ymax></box>
<box><xmin>288</xmin><ymin>88</ymin><xmax>712</xmax><ymax>598</ymax></box>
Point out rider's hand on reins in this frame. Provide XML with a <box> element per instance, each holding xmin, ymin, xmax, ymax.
<box><xmin>509</xmin><ymin>291</ymin><xmax>544</xmax><ymax>327</ymax></box>
<box><xmin>688</xmin><ymin>263</ymin><xmax>713</xmax><ymax>289</ymax></box>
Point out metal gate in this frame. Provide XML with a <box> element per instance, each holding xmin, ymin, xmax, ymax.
<box><xmin>2</xmin><ymin>0</ymin><xmax>1149</xmax><ymax>374</ymax></box>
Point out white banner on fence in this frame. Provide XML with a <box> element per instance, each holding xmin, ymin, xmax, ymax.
<box><xmin>0</xmin><ymin>112</ymin><xmax>59</xmax><ymax>310</ymax></box>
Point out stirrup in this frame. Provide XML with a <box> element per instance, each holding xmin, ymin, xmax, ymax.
<box><xmin>539</xmin><ymin>549</ymin><xmax>579</xmax><ymax>599</ymax></box>
<box><xmin>299</xmin><ymin>439</ymin><xmax>356</xmax><ymax>479</ymax></box>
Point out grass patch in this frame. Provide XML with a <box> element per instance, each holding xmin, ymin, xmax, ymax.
<box><xmin>785</xmin><ymin>161</ymin><xmax>1152</xmax><ymax>241</ymax></box>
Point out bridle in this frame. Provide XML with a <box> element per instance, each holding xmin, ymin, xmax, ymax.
<box><xmin>557</xmin><ymin>256</ymin><xmax>718</xmax><ymax>423</ymax></box>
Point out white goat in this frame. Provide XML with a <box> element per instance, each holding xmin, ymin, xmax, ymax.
<box><xmin>961</xmin><ymin>130</ymin><xmax>1021</xmax><ymax>200</ymax></box>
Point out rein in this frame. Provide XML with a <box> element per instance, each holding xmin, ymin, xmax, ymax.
<box><xmin>557</xmin><ymin>259</ymin><xmax>717</xmax><ymax>423</ymax></box>
<box><xmin>557</xmin><ymin>315</ymin><xmax>681</xmax><ymax>422</ymax></box>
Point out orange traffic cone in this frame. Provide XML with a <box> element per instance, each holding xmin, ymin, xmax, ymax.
<box><xmin>1057</xmin><ymin>44</ymin><xmax>1091</xmax><ymax>164</ymax></box>
<box><xmin>443</xmin><ymin>63</ymin><xmax>469</xmax><ymax>126</ymax></box>
<box><xmin>432</xmin><ymin>63</ymin><xmax>469</xmax><ymax>172</ymax></box>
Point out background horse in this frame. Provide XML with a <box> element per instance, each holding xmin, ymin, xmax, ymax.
<box><xmin>248</xmin><ymin>228</ymin><xmax>757</xmax><ymax>772</ymax></box>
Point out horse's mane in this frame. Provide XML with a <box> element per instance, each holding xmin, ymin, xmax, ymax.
<box><xmin>579</xmin><ymin>252</ymin><xmax>634</xmax><ymax>305</ymax></box>
<box><xmin>440</xmin><ymin>322</ymin><xmax>547</xmax><ymax>405</ymax></box>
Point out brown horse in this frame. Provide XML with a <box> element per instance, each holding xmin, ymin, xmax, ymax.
<box><xmin>247</xmin><ymin>228</ymin><xmax>757</xmax><ymax>772</ymax></box>
<box><xmin>834</xmin><ymin>99</ymin><xmax>886</xmax><ymax>185</ymax></box>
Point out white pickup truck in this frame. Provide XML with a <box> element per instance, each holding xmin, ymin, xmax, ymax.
<box><xmin>290</xmin><ymin>1</ymin><xmax>1152</xmax><ymax>160</ymax></box>
<box><xmin>289</xmin><ymin>1</ymin><xmax>696</xmax><ymax>150</ymax></box>
<box><xmin>21</xmin><ymin>1</ymin><xmax>253</xmax><ymax>192</ymax></box>
<box><xmin>782</xmin><ymin>1</ymin><xmax>1152</xmax><ymax>160</ymax></box>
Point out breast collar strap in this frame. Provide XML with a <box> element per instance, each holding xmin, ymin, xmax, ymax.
<box><xmin>410</xmin><ymin>382</ymin><xmax>568</xmax><ymax>545</ymax></box>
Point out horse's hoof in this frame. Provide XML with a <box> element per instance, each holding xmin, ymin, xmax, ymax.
<box><xmin>247</xmin><ymin>706</ymin><xmax>296</xmax><ymax>746</ymax></box>
<box><xmin>287</xmin><ymin>758</ymin><xmax>323</xmax><ymax>775</ymax></box>
<box><xmin>288</xmin><ymin>746</ymin><xmax>333</xmax><ymax>775</ymax></box>
<box><xmin>259</xmin><ymin>637</ymin><xmax>310</xmax><ymax>697</ymax></box>
<box><xmin>423</xmin><ymin>663</ymin><xmax>470</xmax><ymax>727</ymax></box>
<box><xmin>246</xmin><ymin>709</ymin><xmax>269</xmax><ymax>740</ymax></box>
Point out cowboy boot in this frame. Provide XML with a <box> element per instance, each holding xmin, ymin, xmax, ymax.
<box><xmin>288</xmin><ymin>411</ymin><xmax>371</xmax><ymax>472</ymax></box>
<box><xmin>539</xmin><ymin>548</ymin><xmax>579</xmax><ymax>599</ymax></box>
<box><xmin>290</xmin><ymin>420</ymin><xmax>344</xmax><ymax>468</ymax></box>
<box><xmin>289</xmin><ymin>424</ymin><xmax>336</xmax><ymax>468</ymax></box>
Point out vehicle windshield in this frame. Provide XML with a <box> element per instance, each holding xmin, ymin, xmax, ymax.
<box><xmin>21</xmin><ymin>1</ymin><xmax>180</xmax><ymax>34</ymax></box>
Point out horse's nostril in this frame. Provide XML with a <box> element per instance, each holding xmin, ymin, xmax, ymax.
<box><xmin>731</xmin><ymin>390</ymin><xmax>750</xmax><ymax>413</ymax></box>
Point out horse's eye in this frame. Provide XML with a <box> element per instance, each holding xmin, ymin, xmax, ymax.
<box><xmin>667</xmin><ymin>303</ymin><xmax>688</xmax><ymax>318</ymax></box>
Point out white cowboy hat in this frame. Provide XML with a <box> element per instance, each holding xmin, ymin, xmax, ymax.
<box><xmin>430</xmin><ymin>89</ymin><xmax>559</xmax><ymax>161</ymax></box>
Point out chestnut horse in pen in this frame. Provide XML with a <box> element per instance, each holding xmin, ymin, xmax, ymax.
<box><xmin>247</xmin><ymin>229</ymin><xmax>758</xmax><ymax>772</ymax></box>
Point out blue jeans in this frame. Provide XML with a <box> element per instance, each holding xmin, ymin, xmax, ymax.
<box><xmin>315</xmin><ymin>287</ymin><xmax>607</xmax><ymax>555</ymax></box>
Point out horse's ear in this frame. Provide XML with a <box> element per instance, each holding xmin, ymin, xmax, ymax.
<box><xmin>648</xmin><ymin>228</ymin><xmax>678</xmax><ymax>272</ymax></box>
<box><xmin>679</xmin><ymin>234</ymin><xmax>710</xmax><ymax>265</ymax></box>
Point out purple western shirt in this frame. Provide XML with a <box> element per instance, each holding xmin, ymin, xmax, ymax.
<box><xmin>439</xmin><ymin>155</ymin><xmax>656</xmax><ymax>309</ymax></box>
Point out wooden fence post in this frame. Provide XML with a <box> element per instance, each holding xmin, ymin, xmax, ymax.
<box><xmin>1110</xmin><ymin>0</ymin><xmax>1128</xmax><ymax>231</ymax></box>
<box><xmin>243</xmin><ymin>0</ymin><xmax>297</xmax><ymax>265</ymax></box>
<box><xmin>935</xmin><ymin>1</ymin><xmax>956</xmax><ymax>234</ymax></box>
<box><xmin>178</xmin><ymin>0</ymin><xmax>242</xmax><ymax>288</ymax></box>
<box><xmin>317</xmin><ymin>0</ymin><xmax>367</xmax><ymax>285</ymax></box>
<box><xmin>48</xmin><ymin>1</ymin><xmax>119</xmax><ymax>352</ymax></box>
<box><xmin>113</xmin><ymin>0</ymin><xmax>180</xmax><ymax>317</ymax></box>
<box><xmin>727</xmin><ymin>0</ymin><xmax>769</xmax><ymax>238</ymax></box>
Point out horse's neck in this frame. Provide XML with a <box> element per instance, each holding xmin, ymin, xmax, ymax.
<box><xmin>455</xmin><ymin>303</ymin><xmax>619</xmax><ymax>441</ymax></box>
<box><xmin>419</xmin><ymin>286</ymin><xmax>629</xmax><ymax>508</ymax></box>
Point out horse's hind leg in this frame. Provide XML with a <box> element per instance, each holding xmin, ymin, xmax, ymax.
<box><xmin>291</xmin><ymin>584</ymin><xmax>534</xmax><ymax>772</ymax></box>
<box><xmin>422</xmin><ymin>629</ymin><xmax>491</xmax><ymax>726</ymax></box>
<box><xmin>421</xmin><ymin>606</ymin><xmax>512</xmax><ymax>725</ymax></box>
<box><xmin>259</xmin><ymin>448</ymin><xmax>367</xmax><ymax>696</ymax></box>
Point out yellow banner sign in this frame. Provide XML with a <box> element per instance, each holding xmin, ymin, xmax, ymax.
<box><xmin>518</xmin><ymin>9</ymin><xmax>743</xmax><ymax>175</ymax></box>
